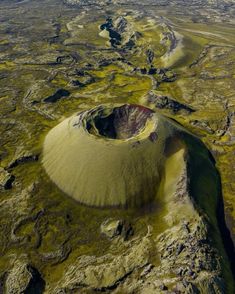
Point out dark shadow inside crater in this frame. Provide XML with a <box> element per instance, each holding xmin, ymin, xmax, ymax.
<box><xmin>87</xmin><ymin>104</ymin><xmax>154</xmax><ymax>139</ymax></box>
<box><xmin>95</xmin><ymin>112</ymin><xmax>117</xmax><ymax>139</ymax></box>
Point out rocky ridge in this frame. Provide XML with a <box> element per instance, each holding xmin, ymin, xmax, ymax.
<box><xmin>64</xmin><ymin>0</ymin><xmax>235</xmax><ymax>23</ymax></box>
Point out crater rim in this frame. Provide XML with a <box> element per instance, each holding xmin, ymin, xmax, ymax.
<box><xmin>81</xmin><ymin>104</ymin><xmax>156</xmax><ymax>141</ymax></box>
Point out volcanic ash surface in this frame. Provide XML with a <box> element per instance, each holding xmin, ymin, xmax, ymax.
<box><xmin>42</xmin><ymin>104</ymin><xmax>177</xmax><ymax>207</ymax></box>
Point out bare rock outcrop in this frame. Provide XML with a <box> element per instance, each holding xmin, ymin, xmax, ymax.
<box><xmin>4</xmin><ymin>260</ymin><xmax>45</xmax><ymax>294</ymax></box>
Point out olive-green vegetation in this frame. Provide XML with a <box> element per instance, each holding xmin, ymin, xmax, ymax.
<box><xmin>0</xmin><ymin>0</ymin><xmax>234</xmax><ymax>292</ymax></box>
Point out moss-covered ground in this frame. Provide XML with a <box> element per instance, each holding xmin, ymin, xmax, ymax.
<box><xmin>0</xmin><ymin>0</ymin><xmax>234</xmax><ymax>291</ymax></box>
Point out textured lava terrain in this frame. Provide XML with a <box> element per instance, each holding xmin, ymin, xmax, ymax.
<box><xmin>0</xmin><ymin>0</ymin><xmax>235</xmax><ymax>293</ymax></box>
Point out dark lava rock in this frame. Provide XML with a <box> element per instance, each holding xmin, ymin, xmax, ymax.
<box><xmin>0</xmin><ymin>168</ymin><xmax>15</xmax><ymax>190</ymax></box>
<box><xmin>0</xmin><ymin>273</ymin><xmax>5</xmax><ymax>294</ymax></box>
<box><xmin>4</xmin><ymin>175</ymin><xmax>15</xmax><ymax>190</ymax></box>
<box><xmin>101</xmin><ymin>219</ymin><xmax>134</xmax><ymax>240</ymax></box>
<box><xmin>174</xmin><ymin>281</ymin><xmax>199</xmax><ymax>293</ymax></box>
<box><xmin>161</xmin><ymin>70</ymin><xmax>177</xmax><ymax>82</ymax></box>
<box><xmin>176</xmin><ymin>243</ymin><xmax>185</xmax><ymax>255</ymax></box>
<box><xmin>147</xmin><ymin>67</ymin><xmax>176</xmax><ymax>82</ymax></box>
<box><xmin>75</xmin><ymin>69</ymin><xmax>85</xmax><ymax>76</ymax></box>
<box><xmin>81</xmin><ymin>75</ymin><xmax>95</xmax><ymax>85</ymax></box>
<box><xmin>71</xmin><ymin>80</ymin><xmax>85</xmax><ymax>87</ymax></box>
<box><xmin>140</xmin><ymin>68</ymin><xmax>147</xmax><ymax>75</ymax></box>
<box><xmin>100</xmin><ymin>17</ymin><xmax>122</xmax><ymax>48</ymax></box>
<box><xmin>148</xmin><ymin>67</ymin><xmax>157</xmax><ymax>75</ymax></box>
<box><xmin>121</xmin><ymin>221</ymin><xmax>134</xmax><ymax>241</ymax></box>
<box><xmin>139</xmin><ymin>67</ymin><xmax>176</xmax><ymax>83</ymax></box>
<box><xmin>56</xmin><ymin>55</ymin><xmax>74</xmax><ymax>65</ymax></box>
<box><xmin>44</xmin><ymin>89</ymin><xmax>70</xmax><ymax>103</ymax></box>
<box><xmin>146</xmin><ymin>49</ymin><xmax>154</xmax><ymax>64</ymax></box>
<box><xmin>149</xmin><ymin>132</ymin><xmax>158</xmax><ymax>142</ymax></box>
<box><xmin>159</xmin><ymin>284</ymin><xmax>168</xmax><ymax>291</ymax></box>
<box><xmin>100</xmin><ymin>17</ymin><xmax>113</xmax><ymax>31</ymax></box>
<box><xmin>147</xmin><ymin>92</ymin><xmax>195</xmax><ymax>114</ymax></box>
<box><xmin>100</xmin><ymin>16</ymin><xmax>136</xmax><ymax>49</ymax></box>
<box><xmin>124</xmin><ymin>38</ymin><xmax>135</xmax><ymax>50</ymax></box>
<box><xmin>5</xmin><ymin>261</ymin><xmax>45</xmax><ymax>294</ymax></box>
<box><xmin>8</xmin><ymin>154</ymin><xmax>39</xmax><ymax>169</ymax></box>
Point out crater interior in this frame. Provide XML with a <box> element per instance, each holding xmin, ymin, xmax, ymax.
<box><xmin>85</xmin><ymin>104</ymin><xmax>154</xmax><ymax>139</ymax></box>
